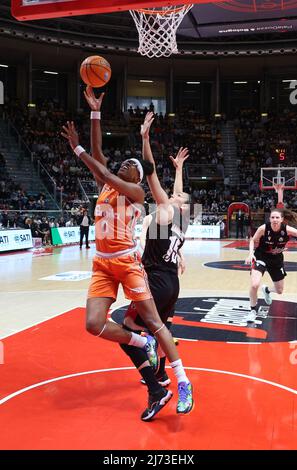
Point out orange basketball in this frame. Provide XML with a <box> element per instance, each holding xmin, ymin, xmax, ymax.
<box><xmin>80</xmin><ymin>55</ymin><xmax>111</xmax><ymax>88</ymax></box>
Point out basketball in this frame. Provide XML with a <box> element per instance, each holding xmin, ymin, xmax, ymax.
<box><xmin>80</xmin><ymin>55</ymin><xmax>111</xmax><ymax>88</ymax></box>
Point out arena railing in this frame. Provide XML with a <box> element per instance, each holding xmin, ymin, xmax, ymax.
<box><xmin>77</xmin><ymin>179</ymin><xmax>90</xmax><ymax>203</ymax></box>
<box><xmin>6</xmin><ymin>119</ymin><xmax>33</xmax><ymax>163</ymax></box>
<box><xmin>36</xmin><ymin>161</ymin><xmax>62</xmax><ymax>209</ymax></box>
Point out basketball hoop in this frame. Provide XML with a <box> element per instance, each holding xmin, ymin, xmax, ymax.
<box><xmin>273</xmin><ymin>182</ymin><xmax>285</xmax><ymax>193</ymax></box>
<box><xmin>130</xmin><ymin>4</ymin><xmax>194</xmax><ymax>58</ymax></box>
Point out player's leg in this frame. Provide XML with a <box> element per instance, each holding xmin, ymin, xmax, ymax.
<box><xmin>119</xmin><ymin>323</ymin><xmax>172</xmax><ymax>421</ymax></box>
<box><xmin>262</xmin><ymin>265</ymin><xmax>286</xmax><ymax>304</ymax></box>
<box><xmin>86</xmin><ymin>227</ymin><xmax>90</xmax><ymax>248</ymax></box>
<box><xmin>86</xmin><ymin>259</ymin><xmax>157</xmax><ymax>363</ymax></box>
<box><xmin>153</xmin><ymin>274</ymin><xmax>179</xmax><ymax>386</ymax></box>
<box><xmin>135</xmin><ymin>297</ymin><xmax>193</xmax><ymax>414</ymax></box>
<box><xmin>155</xmin><ymin>312</ymin><xmax>173</xmax><ymax>386</ymax></box>
<box><xmin>130</xmin><ymin>274</ymin><xmax>177</xmax><ymax>387</ymax></box>
<box><xmin>79</xmin><ymin>227</ymin><xmax>83</xmax><ymax>249</ymax></box>
<box><xmin>122</xmin><ymin>256</ymin><xmax>193</xmax><ymax>414</ymax></box>
<box><xmin>247</xmin><ymin>268</ymin><xmax>263</xmax><ymax>322</ymax></box>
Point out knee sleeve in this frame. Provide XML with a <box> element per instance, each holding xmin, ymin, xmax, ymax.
<box><xmin>120</xmin><ymin>343</ymin><xmax>148</xmax><ymax>369</ymax></box>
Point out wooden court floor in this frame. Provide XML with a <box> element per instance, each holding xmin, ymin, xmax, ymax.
<box><xmin>0</xmin><ymin>240</ymin><xmax>297</xmax><ymax>450</ymax></box>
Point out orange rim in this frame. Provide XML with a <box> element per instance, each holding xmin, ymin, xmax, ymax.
<box><xmin>136</xmin><ymin>5</ymin><xmax>188</xmax><ymax>15</ymax></box>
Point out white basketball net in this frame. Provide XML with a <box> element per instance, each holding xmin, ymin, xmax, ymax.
<box><xmin>130</xmin><ymin>5</ymin><xmax>194</xmax><ymax>58</ymax></box>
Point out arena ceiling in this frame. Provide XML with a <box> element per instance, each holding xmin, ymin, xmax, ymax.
<box><xmin>1</xmin><ymin>1</ymin><xmax>297</xmax><ymax>55</ymax></box>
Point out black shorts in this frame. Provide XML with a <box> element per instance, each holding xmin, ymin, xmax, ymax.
<box><xmin>126</xmin><ymin>269</ymin><xmax>180</xmax><ymax>328</ymax></box>
<box><xmin>252</xmin><ymin>253</ymin><xmax>287</xmax><ymax>282</ymax></box>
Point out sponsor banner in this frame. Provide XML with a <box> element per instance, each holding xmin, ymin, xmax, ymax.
<box><xmin>135</xmin><ymin>224</ymin><xmax>220</xmax><ymax>239</ymax></box>
<box><xmin>0</xmin><ymin>229</ymin><xmax>33</xmax><ymax>253</ymax></box>
<box><xmin>40</xmin><ymin>271</ymin><xmax>92</xmax><ymax>281</ymax></box>
<box><xmin>186</xmin><ymin>225</ymin><xmax>220</xmax><ymax>239</ymax></box>
<box><xmin>52</xmin><ymin>224</ymin><xmax>220</xmax><ymax>246</ymax></box>
<box><xmin>51</xmin><ymin>226</ymin><xmax>95</xmax><ymax>245</ymax></box>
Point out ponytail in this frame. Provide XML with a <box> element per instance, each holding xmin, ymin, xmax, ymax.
<box><xmin>271</xmin><ymin>207</ymin><xmax>297</xmax><ymax>226</ymax></box>
<box><xmin>283</xmin><ymin>208</ymin><xmax>297</xmax><ymax>225</ymax></box>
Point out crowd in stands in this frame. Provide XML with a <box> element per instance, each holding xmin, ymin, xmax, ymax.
<box><xmin>0</xmin><ymin>204</ymin><xmax>92</xmax><ymax>245</ymax></box>
<box><xmin>234</xmin><ymin>108</ymin><xmax>297</xmax><ymax>210</ymax></box>
<box><xmin>0</xmin><ymin>152</ymin><xmax>47</xmax><ymax>212</ymax></box>
<box><xmin>3</xmin><ymin>101</ymin><xmax>223</xmax><ymax>209</ymax></box>
<box><xmin>1</xmin><ymin>102</ymin><xmax>297</xmax><ymax>240</ymax></box>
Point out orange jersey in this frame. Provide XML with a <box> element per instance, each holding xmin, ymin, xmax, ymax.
<box><xmin>94</xmin><ymin>185</ymin><xmax>140</xmax><ymax>254</ymax></box>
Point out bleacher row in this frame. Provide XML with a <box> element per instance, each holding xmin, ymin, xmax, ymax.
<box><xmin>1</xmin><ymin>103</ymin><xmax>297</xmax><ymax>236</ymax></box>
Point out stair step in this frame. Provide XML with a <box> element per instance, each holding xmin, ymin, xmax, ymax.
<box><xmin>1</xmin><ymin>117</ymin><xmax>60</xmax><ymax>210</ymax></box>
<box><xmin>221</xmin><ymin>121</ymin><xmax>240</xmax><ymax>185</ymax></box>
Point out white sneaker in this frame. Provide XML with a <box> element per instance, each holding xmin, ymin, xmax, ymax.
<box><xmin>246</xmin><ymin>310</ymin><xmax>257</xmax><ymax>322</ymax></box>
<box><xmin>262</xmin><ymin>285</ymin><xmax>272</xmax><ymax>305</ymax></box>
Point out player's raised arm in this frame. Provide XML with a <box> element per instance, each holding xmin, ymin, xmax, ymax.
<box><xmin>139</xmin><ymin>214</ymin><xmax>152</xmax><ymax>250</ymax></box>
<box><xmin>141</xmin><ymin>112</ymin><xmax>169</xmax><ymax>206</ymax></box>
<box><xmin>61</xmin><ymin>121</ymin><xmax>144</xmax><ymax>204</ymax></box>
<box><xmin>178</xmin><ymin>249</ymin><xmax>186</xmax><ymax>276</ymax></box>
<box><xmin>84</xmin><ymin>86</ymin><xmax>107</xmax><ymax>167</ymax></box>
<box><xmin>170</xmin><ymin>147</ymin><xmax>189</xmax><ymax>195</ymax></box>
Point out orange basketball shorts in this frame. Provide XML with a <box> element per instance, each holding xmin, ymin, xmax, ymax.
<box><xmin>87</xmin><ymin>252</ymin><xmax>152</xmax><ymax>302</ymax></box>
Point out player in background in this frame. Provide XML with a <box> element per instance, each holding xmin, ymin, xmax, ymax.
<box><xmin>245</xmin><ymin>184</ymin><xmax>297</xmax><ymax>322</ymax></box>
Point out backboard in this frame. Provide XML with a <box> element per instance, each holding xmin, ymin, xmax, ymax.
<box><xmin>260</xmin><ymin>167</ymin><xmax>297</xmax><ymax>191</ymax></box>
<box><xmin>12</xmin><ymin>0</ymin><xmax>207</xmax><ymax>21</ymax></box>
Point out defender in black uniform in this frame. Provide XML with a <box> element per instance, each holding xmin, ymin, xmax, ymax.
<box><xmin>126</xmin><ymin>204</ymin><xmax>188</xmax><ymax>379</ymax></box>
<box><xmin>139</xmin><ymin>206</ymin><xmax>187</xmax><ymax>323</ymax></box>
<box><xmin>245</xmin><ymin>208</ymin><xmax>297</xmax><ymax>321</ymax></box>
<box><xmin>120</xmin><ymin>112</ymin><xmax>193</xmax><ymax>421</ymax></box>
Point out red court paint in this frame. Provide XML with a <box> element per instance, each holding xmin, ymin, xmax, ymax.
<box><xmin>0</xmin><ymin>307</ymin><xmax>296</xmax><ymax>449</ymax></box>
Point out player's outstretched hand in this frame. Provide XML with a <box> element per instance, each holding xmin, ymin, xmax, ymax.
<box><xmin>84</xmin><ymin>86</ymin><xmax>104</xmax><ymax>111</ymax></box>
<box><xmin>170</xmin><ymin>147</ymin><xmax>189</xmax><ymax>170</ymax></box>
<box><xmin>141</xmin><ymin>112</ymin><xmax>154</xmax><ymax>138</ymax></box>
<box><xmin>61</xmin><ymin>121</ymin><xmax>79</xmax><ymax>151</ymax></box>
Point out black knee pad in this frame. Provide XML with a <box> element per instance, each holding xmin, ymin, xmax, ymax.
<box><xmin>120</xmin><ymin>343</ymin><xmax>148</xmax><ymax>369</ymax></box>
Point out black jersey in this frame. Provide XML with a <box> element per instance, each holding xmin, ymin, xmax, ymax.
<box><xmin>255</xmin><ymin>222</ymin><xmax>289</xmax><ymax>256</ymax></box>
<box><xmin>142</xmin><ymin>206</ymin><xmax>188</xmax><ymax>274</ymax></box>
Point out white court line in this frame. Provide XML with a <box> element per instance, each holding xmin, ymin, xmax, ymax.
<box><xmin>0</xmin><ymin>366</ymin><xmax>296</xmax><ymax>406</ymax></box>
<box><xmin>0</xmin><ymin>310</ymin><xmax>76</xmax><ymax>340</ymax></box>
<box><xmin>227</xmin><ymin>342</ymin><xmax>261</xmax><ymax>344</ymax></box>
<box><xmin>0</xmin><ymin>290</ymin><xmax>87</xmax><ymax>294</ymax></box>
<box><xmin>0</xmin><ymin>304</ymin><xmax>87</xmax><ymax>340</ymax></box>
<box><xmin>0</xmin><ymin>302</ymin><xmax>128</xmax><ymax>340</ymax></box>
<box><xmin>174</xmin><ymin>337</ymin><xmax>198</xmax><ymax>342</ymax></box>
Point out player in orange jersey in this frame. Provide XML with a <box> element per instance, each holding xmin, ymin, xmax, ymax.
<box><xmin>61</xmin><ymin>88</ymin><xmax>191</xmax><ymax>418</ymax></box>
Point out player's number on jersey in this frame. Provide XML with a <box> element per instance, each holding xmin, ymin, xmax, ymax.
<box><xmin>163</xmin><ymin>236</ymin><xmax>181</xmax><ymax>264</ymax></box>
